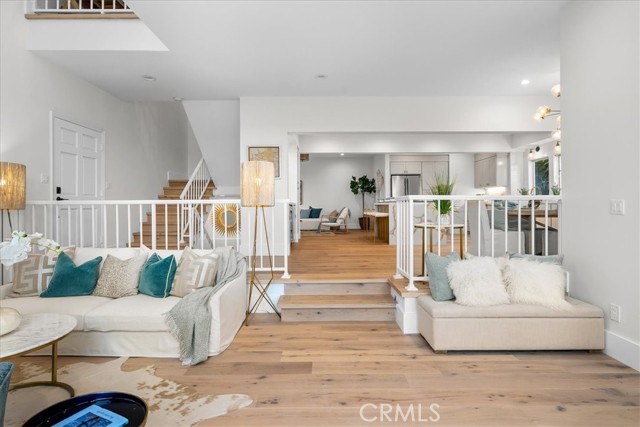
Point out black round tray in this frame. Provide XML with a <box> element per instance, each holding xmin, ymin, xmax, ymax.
<box><xmin>23</xmin><ymin>391</ymin><xmax>148</xmax><ymax>427</ymax></box>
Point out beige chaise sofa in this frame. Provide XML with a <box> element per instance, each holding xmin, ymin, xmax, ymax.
<box><xmin>417</xmin><ymin>295</ymin><xmax>604</xmax><ymax>352</ymax></box>
<box><xmin>0</xmin><ymin>247</ymin><xmax>246</xmax><ymax>358</ymax></box>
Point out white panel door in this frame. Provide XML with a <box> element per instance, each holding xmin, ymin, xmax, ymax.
<box><xmin>53</xmin><ymin>117</ymin><xmax>104</xmax><ymax>247</ymax></box>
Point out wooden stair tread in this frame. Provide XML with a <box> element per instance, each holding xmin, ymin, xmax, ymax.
<box><xmin>279</xmin><ymin>294</ymin><xmax>395</xmax><ymax>309</ymax></box>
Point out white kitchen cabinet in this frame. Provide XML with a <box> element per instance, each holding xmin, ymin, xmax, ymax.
<box><xmin>474</xmin><ymin>153</ymin><xmax>508</xmax><ymax>188</ymax></box>
<box><xmin>390</xmin><ymin>161</ymin><xmax>421</xmax><ymax>175</ymax></box>
<box><xmin>421</xmin><ymin>161</ymin><xmax>450</xmax><ymax>191</ymax></box>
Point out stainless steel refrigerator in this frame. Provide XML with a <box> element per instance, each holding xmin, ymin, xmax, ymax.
<box><xmin>390</xmin><ymin>174</ymin><xmax>421</xmax><ymax>197</ymax></box>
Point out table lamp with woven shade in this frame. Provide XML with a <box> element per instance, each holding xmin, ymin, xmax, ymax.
<box><xmin>241</xmin><ymin>160</ymin><xmax>279</xmax><ymax>325</ymax></box>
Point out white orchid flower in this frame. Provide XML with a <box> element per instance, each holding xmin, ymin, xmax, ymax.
<box><xmin>0</xmin><ymin>231</ymin><xmax>61</xmax><ymax>266</ymax></box>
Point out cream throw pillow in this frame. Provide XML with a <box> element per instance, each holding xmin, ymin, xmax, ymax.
<box><xmin>503</xmin><ymin>259</ymin><xmax>570</xmax><ymax>310</ymax></box>
<box><xmin>170</xmin><ymin>247</ymin><xmax>219</xmax><ymax>297</ymax></box>
<box><xmin>93</xmin><ymin>253</ymin><xmax>147</xmax><ymax>298</ymax></box>
<box><xmin>10</xmin><ymin>247</ymin><xmax>76</xmax><ymax>297</ymax></box>
<box><xmin>447</xmin><ymin>257</ymin><xmax>510</xmax><ymax>306</ymax></box>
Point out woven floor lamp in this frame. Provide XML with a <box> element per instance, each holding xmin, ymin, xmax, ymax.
<box><xmin>241</xmin><ymin>160</ymin><xmax>280</xmax><ymax>326</ymax></box>
<box><xmin>0</xmin><ymin>162</ymin><xmax>26</xmax><ymax>285</ymax></box>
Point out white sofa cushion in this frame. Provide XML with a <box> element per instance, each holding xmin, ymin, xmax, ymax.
<box><xmin>84</xmin><ymin>294</ymin><xmax>181</xmax><ymax>332</ymax></box>
<box><xmin>0</xmin><ymin>295</ymin><xmax>112</xmax><ymax>331</ymax></box>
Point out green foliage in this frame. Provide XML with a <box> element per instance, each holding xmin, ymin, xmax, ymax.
<box><xmin>350</xmin><ymin>175</ymin><xmax>377</xmax><ymax>212</ymax></box>
<box><xmin>551</xmin><ymin>185</ymin><xmax>561</xmax><ymax>195</ymax></box>
<box><xmin>427</xmin><ymin>173</ymin><xmax>455</xmax><ymax>215</ymax></box>
<box><xmin>517</xmin><ymin>187</ymin><xmax>531</xmax><ymax>195</ymax></box>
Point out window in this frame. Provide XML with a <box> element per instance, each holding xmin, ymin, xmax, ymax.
<box><xmin>533</xmin><ymin>157</ymin><xmax>550</xmax><ymax>195</ymax></box>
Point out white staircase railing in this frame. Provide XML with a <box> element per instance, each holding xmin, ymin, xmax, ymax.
<box><xmin>31</xmin><ymin>0</ymin><xmax>133</xmax><ymax>14</ymax></box>
<box><xmin>179</xmin><ymin>158</ymin><xmax>213</xmax><ymax>244</ymax></box>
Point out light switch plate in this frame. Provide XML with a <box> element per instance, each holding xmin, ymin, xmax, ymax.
<box><xmin>610</xmin><ymin>199</ymin><xmax>625</xmax><ymax>215</ymax></box>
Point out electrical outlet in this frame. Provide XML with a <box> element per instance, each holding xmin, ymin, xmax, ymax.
<box><xmin>610</xmin><ymin>199</ymin><xmax>625</xmax><ymax>215</ymax></box>
<box><xmin>610</xmin><ymin>304</ymin><xmax>621</xmax><ymax>322</ymax></box>
<box><xmin>40</xmin><ymin>173</ymin><xmax>49</xmax><ymax>184</ymax></box>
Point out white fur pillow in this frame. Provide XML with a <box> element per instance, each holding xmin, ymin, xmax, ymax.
<box><xmin>503</xmin><ymin>259</ymin><xmax>570</xmax><ymax>309</ymax></box>
<box><xmin>447</xmin><ymin>257</ymin><xmax>509</xmax><ymax>306</ymax></box>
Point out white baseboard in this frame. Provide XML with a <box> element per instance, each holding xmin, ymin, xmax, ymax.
<box><xmin>604</xmin><ymin>329</ymin><xmax>640</xmax><ymax>371</ymax></box>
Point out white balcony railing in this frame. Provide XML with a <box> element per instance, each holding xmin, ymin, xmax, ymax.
<box><xmin>5</xmin><ymin>199</ymin><xmax>290</xmax><ymax>277</ymax></box>
<box><xmin>394</xmin><ymin>195</ymin><xmax>562</xmax><ymax>290</ymax></box>
<box><xmin>179</xmin><ymin>158</ymin><xmax>213</xmax><ymax>245</ymax></box>
<box><xmin>31</xmin><ymin>0</ymin><xmax>132</xmax><ymax>14</ymax></box>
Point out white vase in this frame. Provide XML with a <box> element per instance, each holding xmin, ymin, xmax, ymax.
<box><xmin>0</xmin><ymin>307</ymin><xmax>21</xmax><ymax>336</ymax></box>
<box><xmin>439</xmin><ymin>213</ymin><xmax>451</xmax><ymax>225</ymax></box>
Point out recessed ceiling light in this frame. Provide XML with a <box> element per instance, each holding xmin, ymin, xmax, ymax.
<box><xmin>340</xmin><ymin>153</ymin><xmax>345</xmax><ymax>156</ymax></box>
<box><xmin>173</xmin><ymin>97</ymin><xmax>183</xmax><ymax>102</ymax></box>
<box><xmin>315</xmin><ymin>74</ymin><xmax>328</xmax><ymax>79</ymax></box>
<box><xmin>521</xmin><ymin>79</ymin><xmax>530</xmax><ymax>85</ymax></box>
<box><xmin>141</xmin><ymin>75</ymin><xmax>157</xmax><ymax>82</ymax></box>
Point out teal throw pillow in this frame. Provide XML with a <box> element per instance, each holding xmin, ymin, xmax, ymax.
<box><xmin>40</xmin><ymin>252</ymin><xmax>102</xmax><ymax>298</ymax></box>
<box><xmin>425</xmin><ymin>251</ymin><xmax>460</xmax><ymax>301</ymax></box>
<box><xmin>138</xmin><ymin>253</ymin><xmax>177</xmax><ymax>298</ymax></box>
<box><xmin>300</xmin><ymin>209</ymin><xmax>311</xmax><ymax>219</ymax></box>
<box><xmin>309</xmin><ymin>207</ymin><xmax>322</xmax><ymax>219</ymax></box>
<box><xmin>508</xmin><ymin>252</ymin><xmax>564</xmax><ymax>265</ymax></box>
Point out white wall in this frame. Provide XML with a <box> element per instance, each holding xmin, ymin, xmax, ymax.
<box><xmin>187</xmin><ymin>123</ymin><xmax>203</xmax><ymax>174</ymax></box>
<box><xmin>449</xmin><ymin>153</ymin><xmax>478</xmax><ymax>196</ymax></box>
<box><xmin>561</xmin><ymin>1</ymin><xmax>639</xmax><ymax>369</ymax></box>
<box><xmin>182</xmin><ymin>100</ymin><xmax>240</xmax><ymax>196</ymax></box>
<box><xmin>240</xmin><ymin>97</ymin><xmax>558</xmax><ymax>203</ymax></box>
<box><xmin>301</xmin><ymin>156</ymin><xmax>374</xmax><ymax>228</ymax></box>
<box><xmin>0</xmin><ymin>1</ymin><xmax>189</xmax><ymax>203</ymax></box>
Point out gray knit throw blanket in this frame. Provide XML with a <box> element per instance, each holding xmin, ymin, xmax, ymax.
<box><xmin>164</xmin><ymin>247</ymin><xmax>245</xmax><ymax>366</ymax></box>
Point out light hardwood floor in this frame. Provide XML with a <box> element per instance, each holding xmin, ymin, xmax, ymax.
<box><xmin>288</xmin><ymin>230</ymin><xmax>459</xmax><ymax>281</ymax></box>
<box><xmin>9</xmin><ymin>316</ymin><xmax>639</xmax><ymax>426</ymax></box>
<box><xmin>8</xmin><ymin>231</ymin><xmax>639</xmax><ymax>426</ymax></box>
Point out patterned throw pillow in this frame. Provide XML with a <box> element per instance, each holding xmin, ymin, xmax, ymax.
<box><xmin>92</xmin><ymin>253</ymin><xmax>147</xmax><ymax>298</ymax></box>
<box><xmin>10</xmin><ymin>248</ymin><xmax>76</xmax><ymax>297</ymax></box>
<box><xmin>170</xmin><ymin>247</ymin><xmax>219</xmax><ymax>297</ymax></box>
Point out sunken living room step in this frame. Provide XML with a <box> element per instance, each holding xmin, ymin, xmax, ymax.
<box><xmin>278</xmin><ymin>294</ymin><xmax>396</xmax><ymax>322</ymax></box>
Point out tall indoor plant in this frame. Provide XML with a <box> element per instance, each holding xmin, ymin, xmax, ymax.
<box><xmin>350</xmin><ymin>175</ymin><xmax>376</xmax><ymax>230</ymax></box>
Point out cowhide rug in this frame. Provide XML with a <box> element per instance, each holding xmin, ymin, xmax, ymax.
<box><xmin>5</xmin><ymin>357</ymin><xmax>252</xmax><ymax>427</ymax></box>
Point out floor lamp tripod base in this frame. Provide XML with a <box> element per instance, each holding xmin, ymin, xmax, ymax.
<box><xmin>245</xmin><ymin>206</ymin><xmax>281</xmax><ymax>326</ymax></box>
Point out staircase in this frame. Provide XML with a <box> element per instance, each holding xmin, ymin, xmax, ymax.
<box><xmin>130</xmin><ymin>179</ymin><xmax>216</xmax><ymax>249</ymax></box>
<box><xmin>278</xmin><ymin>280</ymin><xmax>396</xmax><ymax>322</ymax></box>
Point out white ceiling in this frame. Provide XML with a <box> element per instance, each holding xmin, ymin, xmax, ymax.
<box><xmin>35</xmin><ymin>0</ymin><xmax>565</xmax><ymax>101</ymax></box>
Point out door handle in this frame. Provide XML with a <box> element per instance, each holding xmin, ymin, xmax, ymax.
<box><xmin>56</xmin><ymin>197</ymin><xmax>68</xmax><ymax>201</ymax></box>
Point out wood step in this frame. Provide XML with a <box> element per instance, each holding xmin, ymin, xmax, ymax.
<box><xmin>284</xmin><ymin>282</ymin><xmax>390</xmax><ymax>295</ymax></box>
<box><xmin>278</xmin><ymin>294</ymin><xmax>396</xmax><ymax>322</ymax></box>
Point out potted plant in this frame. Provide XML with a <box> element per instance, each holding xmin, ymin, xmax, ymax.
<box><xmin>426</xmin><ymin>173</ymin><xmax>456</xmax><ymax>224</ymax></box>
<box><xmin>551</xmin><ymin>185</ymin><xmax>561</xmax><ymax>195</ymax></box>
<box><xmin>517</xmin><ymin>187</ymin><xmax>541</xmax><ymax>208</ymax></box>
<box><xmin>350</xmin><ymin>175</ymin><xmax>376</xmax><ymax>230</ymax></box>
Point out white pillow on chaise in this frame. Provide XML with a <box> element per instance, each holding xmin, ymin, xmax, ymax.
<box><xmin>503</xmin><ymin>259</ymin><xmax>570</xmax><ymax>310</ymax></box>
<box><xmin>447</xmin><ymin>257</ymin><xmax>509</xmax><ymax>306</ymax></box>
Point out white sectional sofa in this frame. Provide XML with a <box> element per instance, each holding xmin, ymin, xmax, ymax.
<box><xmin>417</xmin><ymin>295</ymin><xmax>604</xmax><ymax>352</ymax></box>
<box><xmin>0</xmin><ymin>247</ymin><xmax>246</xmax><ymax>358</ymax></box>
